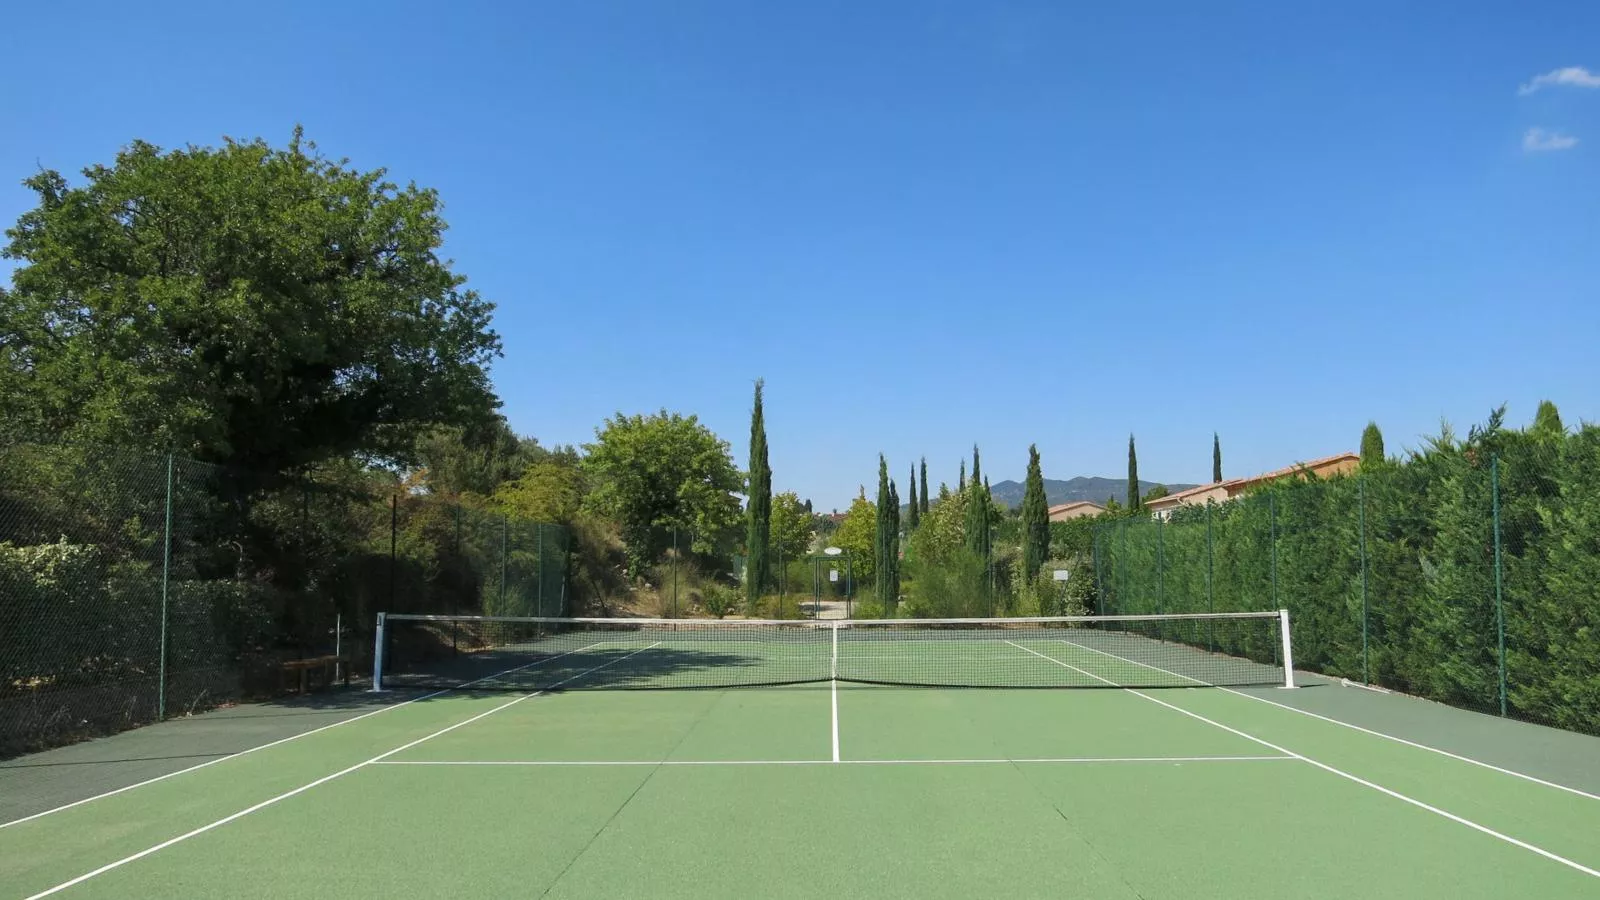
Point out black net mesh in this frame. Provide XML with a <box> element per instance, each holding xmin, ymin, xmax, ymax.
<box><xmin>375</xmin><ymin>614</ymin><xmax>1287</xmax><ymax>692</ymax></box>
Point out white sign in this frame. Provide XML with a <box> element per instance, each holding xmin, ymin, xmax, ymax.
<box><xmin>1052</xmin><ymin>569</ymin><xmax>1071</xmax><ymax>582</ymax></box>
<box><xmin>824</xmin><ymin>547</ymin><xmax>843</xmax><ymax>556</ymax></box>
<box><xmin>830</xmin><ymin>569</ymin><xmax>840</xmax><ymax>582</ymax></box>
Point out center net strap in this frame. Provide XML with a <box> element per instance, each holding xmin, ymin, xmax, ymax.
<box><xmin>375</xmin><ymin>613</ymin><xmax>1288</xmax><ymax>692</ymax></box>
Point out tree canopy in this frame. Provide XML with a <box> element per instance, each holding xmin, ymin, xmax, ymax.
<box><xmin>770</xmin><ymin>491</ymin><xmax>815</xmax><ymax>564</ymax></box>
<box><xmin>0</xmin><ymin>130</ymin><xmax>500</xmax><ymax>472</ymax></box>
<box><xmin>582</xmin><ymin>410</ymin><xmax>742</xmax><ymax>571</ymax></box>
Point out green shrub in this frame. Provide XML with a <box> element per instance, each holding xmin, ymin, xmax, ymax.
<box><xmin>701</xmin><ymin>583</ymin><xmax>738</xmax><ymax>619</ymax></box>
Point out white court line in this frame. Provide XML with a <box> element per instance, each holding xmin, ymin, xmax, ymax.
<box><xmin>830</xmin><ymin>624</ymin><xmax>841</xmax><ymax>763</ymax></box>
<box><xmin>0</xmin><ymin>641</ymin><xmax>611</xmax><ymax>831</ymax></box>
<box><xmin>830</xmin><ymin>679</ymin><xmax>840</xmax><ymax>763</ymax></box>
<box><xmin>23</xmin><ymin>643</ymin><xmax>661</xmax><ymax>900</ymax></box>
<box><xmin>1007</xmin><ymin>641</ymin><xmax>1600</xmax><ymax>882</ymax></box>
<box><xmin>1055</xmin><ymin>636</ymin><xmax>1600</xmax><ymax>804</ymax></box>
<box><xmin>368</xmin><ymin>755</ymin><xmax>1294</xmax><ymax>767</ymax></box>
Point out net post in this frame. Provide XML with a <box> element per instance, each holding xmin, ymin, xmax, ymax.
<box><xmin>371</xmin><ymin>612</ymin><xmax>388</xmax><ymax>692</ymax></box>
<box><xmin>830</xmin><ymin>620</ymin><xmax>839</xmax><ymax>680</ymax></box>
<box><xmin>1278</xmin><ymin>608</ymin><xmax>1296</xmax><ymax>688</ymax></box>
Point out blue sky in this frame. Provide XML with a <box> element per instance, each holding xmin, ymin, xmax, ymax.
<box><xmin>3</xmin><ymin>2</ymin><xmax>1597</xmax><ymax>510</ymax></box>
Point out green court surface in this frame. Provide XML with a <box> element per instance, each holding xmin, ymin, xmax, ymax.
<box><xmin>3</xmin><ymin>637</ymin><xmax>1599</xmax><ymax>899</ymax></box>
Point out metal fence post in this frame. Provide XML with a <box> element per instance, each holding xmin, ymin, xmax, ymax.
<box><xmin>1206</xmin><ymin>502</ymin><xmax>1215</xmax><ymax>651</ymax></box>
<box><xmin>1492</xmin><ymin>454</ymin><xmax>1507</xmax><ymax>717</ymax></box>
<box><xmin>388</xmin><ymin>494</ymin><xmax>398</xmax><ymax>611</ymax></box>
<box><xmin>452</xmin><ymin>505</ymin><xmax>461</xmax><ymax>654</ymax></box>
<box><xmin>1156</xmin><ymin>517</ymin><xmax>1165</xmax><ymax>616</ymax></box>
<box><xmin>1269</xmin><ymin>492</ymin><xmax>1279</xmax><ymax>611</ymax></box>
<box><xmin>499</xmin><ymin>513</ymin><xmax>508</xmax><ymax>614</ymax></box>
<box><xmin>158</xmin><ymin>453</ymin><xmax>174</xmax><ymax>720</ymax></box>
<box><xmin>537</xmin><ymin>523</ymin><xmax>545</xmax><ymax>616</ymax></box>
<box><xmin>1118</xmin><ymin>518</ymin><xmax>1128</xmax><ymax>616</ymax></box>
<box><xmin>1359</xmin><ymin>476</ymin><xmax>1371</xmax><ymax>685</ymax></box>
<box><xmin>1092</xmin><ymin>526</ymin><xmax>1104</xmax><ymax>616</ymax></box>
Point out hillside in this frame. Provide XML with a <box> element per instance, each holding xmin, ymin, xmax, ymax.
<box><xmin>987</xmin><ymin>476</ymin><xmax>1199</xmax><ymax>509</ymax></box>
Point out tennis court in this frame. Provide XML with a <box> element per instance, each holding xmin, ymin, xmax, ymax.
<box><xmin>2</xmin><ymin>613</ymin><xmax>1598</xmax><ymax>899</ymax></box>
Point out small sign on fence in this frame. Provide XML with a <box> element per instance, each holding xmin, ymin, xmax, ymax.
<box><xmin>1052</xmin><ymin>569</ymin><xmax>1070</xmax><ymax>582</ymax></box>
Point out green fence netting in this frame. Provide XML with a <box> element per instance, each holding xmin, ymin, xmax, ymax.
<box><xmin>0</xmin><ymin>441</ymin><xmax>568</xmax><ymax>757</ymax></box>
<box><xmin>1094</xmin><ymin>430</ymin><xmax>1600</xmax><ymax>736</ymax></box>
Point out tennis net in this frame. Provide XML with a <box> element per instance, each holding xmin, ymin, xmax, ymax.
<box><xmin>373</xmin><ymin>611</ymin><xmax>1293</xmax><ymax>692</ymax></box>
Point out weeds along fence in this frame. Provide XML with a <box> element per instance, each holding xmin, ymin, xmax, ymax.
<box><xmin>1093</xmin><ymin>428</ymin><xmax>1600</xmax><ymax>736</ymax></box>
<box><xmin>0</xmin><ymin>441</ymin><xmax>567</xmax><ymax>757</ymax></box>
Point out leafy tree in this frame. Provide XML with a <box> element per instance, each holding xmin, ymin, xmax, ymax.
<box><xmin>415</xmin><ymin>421</ymin><xmax>554</xmax><ymax>497</ymax></box>
<box><xmin>1144</xmin><ymin>484</ymin><xmax>1170</xmax><ymax>502</ymax></box>
<box><xmin>491</xmin><ymin>459</ymin><xmax>584</xmax><ymax>524</ymax></box>
<box><xmin>1213</xmin><ymin>433</ymin><xmax>1223</xmax><ymax>483</ymax></box>
<box><xmin>920</xmin><ymin>458</ymin><xmax>930</xmax><ymax>516</ymax></box>
<box><xmin>770</xmin><ymin>491</ymin><xmax>815</xmax><ymax>565</ymax></box>
<box><xmin>1020</xmin><ymin>444</ymin><xmax>1049</xmax><ymax>585</ymax></box>
<box><xmin>744</xmin><ymin>380</ymin><xmax>772</xmax><ymax>607</ymax></box>
<box><xmin>939</xmin><ymin>482</ymin><xmax>950</xmax><ymax>502</ymax></box>
<box><xmin>907</xmin><ymin>464</ymin><xmax>920</xmax><ymax>530</ymax></box>
<box><xmin>582</xmin><ymin>410</ymin><xmax>742</xmax><ymax>573</ymax></box>
<box><xmin>834</xmin><ymin>488</ymin><xmax>876</xmax><ymax>582</ymax></box>
<box><xmin>0</xmin><ymin>129</ymin><xmax>499</xmax><ymax>472</ymax></box>
<box><xmin>1361</xmin><ymin>422</ymin><xmax>1386</xmax><ymax>467</ymax></box>
<box><xmin>1127</xmin><ymin>435</ymin><xmax>1141</xmax><ymax>511</ymax></box>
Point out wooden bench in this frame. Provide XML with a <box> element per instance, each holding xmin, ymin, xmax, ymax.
<box><xmin>281</xmin><ymin>655</ymin><xmax>350</xmax><ymax>694</ymax></box>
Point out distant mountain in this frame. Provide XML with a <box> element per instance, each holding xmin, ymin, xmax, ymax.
<box><xmin>987</xmin><ymin>477</ymin><xmax>1199</xmax><ymax>510</ymax></box>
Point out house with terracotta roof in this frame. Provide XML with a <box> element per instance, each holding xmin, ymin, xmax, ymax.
<box><xmin>1143</xmin><ymin>452</ymin><xmax>1360</xmax><ymax>520</ymax></box>
<box><xmin>1047</xmin><ymin>501</ymin><xmax>1105</xmax><ymax>522</ymax></box>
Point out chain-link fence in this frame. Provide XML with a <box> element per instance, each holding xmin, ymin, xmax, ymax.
<box><xmin>0</xmin><ymin>441</ymin><xmax>568</xmax><ymax>757</ymax></box>
<box><xmin>1094</xmin><ymin>426</ymin><xmax>1600</xmax><ymax>736</ymax></box>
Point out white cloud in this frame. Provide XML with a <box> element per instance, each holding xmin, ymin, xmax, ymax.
<box><xmin>1523</xmin><ymin>128</ymin><xmax>1579</xmax><ymax>152</ymax></box>
<box><xmin>1519</xmin><ymin>66</ymin><xmax>1600</xmax><ymax>95</ymax></box>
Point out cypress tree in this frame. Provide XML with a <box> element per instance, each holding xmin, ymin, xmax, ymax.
<box><xmin>965</xmin><ymin>469</ymin><xmax>990</xmax><ymax>557</ymax></box>
<box><xmin>875</xmin><ymin>455</ymin><xmax>893</xmax><ymax>607</ymax></box>
<box><xmin>972</xmin><ymin>444</ymin><xmax>982</xmax><ymax>487</ymax></box>
<box><xmin>920</xmin><ymin>457</ymin><xmax>930</xmax><ymax>516</ymax></box>
<box><xmin>1360</xmin><ymin>422</ymin><xmax>1385</xmax><ymax>467</ymax></box>
<box><xmin>888</xmin><ymin>478</ymin><xmax>901</xmax><ymax>613</ymax></box>
<box><xmin>744</xmin><ymin>379</ymin><xmax>772</xmax><ymax>608</ymax></box>
<box><xmin>907</xmin><ymin>465</ymin><xmax>920</xmax><ymax>529</ymax></box>
<box><xmin>1213</xmin><ymin>433</ymin><xmax>1223</xmax><ymax>483</ymax></box>
<box><xmin>1021</xmin><ymin>444</ymin><xmax>1049</xmax><ymax>584</ymax></box>
<box><xmin>1533</xmin><ymin>401</ymin><xmax>1564</xmax><ymax>438</ymax></box>
<box><xmin>1127</xmin><ymin>434</ymin><xmax>1141</xmax><ymax>511</ymax></box>
<box><xmin>958</xmin><ymin>459</ymin><xmax>966</xmax><ymax>491</ymax></box>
